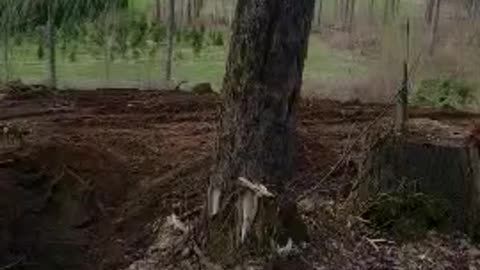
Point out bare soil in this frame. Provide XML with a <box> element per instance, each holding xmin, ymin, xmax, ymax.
<box><xmin>0</xmin><ymin>88</ymin><xmax>479</xmax><ymax>269</ymax></box>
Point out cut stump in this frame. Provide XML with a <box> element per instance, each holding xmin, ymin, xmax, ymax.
<box><xmin>362</xmin><ymin>119</ymin><xmax>480</xmax><ymax>238</ymax></box>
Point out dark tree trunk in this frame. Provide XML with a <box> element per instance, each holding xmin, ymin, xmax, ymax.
<box><xmin>425</xmin><ymin>0</ymin><xmax>435</xmax><ymax>25</ymax></box>
<box><xmin>344</xmin><ymin>0</ymin><xmax>351</xmax><ymax>30</ymax></box>
<box><xmin>205</xmin><ymin>0</ymin><xmax>315</xmax><ymax>267</ymax></box>
<box><xmin>186</xmin><ymin>0</ymin><xmax>193</xmax><ymax>24</ymax></box>
<box><xmin>46</xmin><ymin>1</ymin><xmax>57</xmax><ymax>88</ymax></box>
<box><xmin>165</xmin><ymin>0</ymin><xmax>175</xmax><ymax>82</ymax></box>
<box><xmin>348</xmin><ymin>0</ymin><xmax>356</xmax><ymax>32</ymax></box>
<box><xmin>155</xmin><ymin>0</ymin><xmax>161</xmax><ymax>22</ymax></box>
<box><xmin>194</xmin><ymin>0</ymin><xmax>204</xmax><ymax>18</ymax></box>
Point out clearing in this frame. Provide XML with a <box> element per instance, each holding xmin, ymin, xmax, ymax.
<box><xmin>0</xmin><ymin>86</ymin><xmax>479</xmax><ymax>269</ymax></box>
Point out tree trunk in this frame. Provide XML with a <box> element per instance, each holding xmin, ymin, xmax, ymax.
<box><xmin>46</xmin><ymin>1</ymin><xmax>57</xmax><ymax>89</ymax></box>
<box><xmin>344</xmin><ymin>0</ymin><xmax>351</xmax><ymax>30</ymax></box>
<box><xmin>316</xmin><ymin>0</ymin><xmax>323</xmax><ymax>28</ymax></box>
<box><xmin>2</xmin><ymin>19</ymin><xmax>10</xmax><ymax>82</ymax></box>
<box><xmin>194</xmin><ymin>0</ymin><xmax>204</xmax><ymax>18</ymax></box>
<box><xmin>348</xmin><ymin>0</ymin><xmax>356</xmax><ymax>32</ymax></box>
<box><xmin>155</xmin><ymin>0</ymin><xmax>162</xmax><ymax>22</ymax></box>
<box><xmin>383</xmin><ymin>0</ymin><xmax>391</xmax><ymax>25</ymax></box>
<box><xmin>368</xmin><ymin>0</ymin><xmax>376</xmax><ymax>23</ymax></box>
<box><xmin>362</xmin><ymin>130</ymin><xmax>480</xmax><ymax>239</ymax></box>
<box><xmin>165</xmin><ymin>0</ymin><xmax>175</xmax><ymax>82</ymax></box>
<box><xmin>425</xmin><ymin>0</ymin><xmax>435</xmax><ymax>25</ymax></box>
<box><xmin>205</xmin><ymin>0</ymin><xmax>315</xmax><ymax>266</ymax></box>
<box><xmin>429</xmin><ymin>0</ymin><xmax>441</xmax><ymax>56</ymax></box>
<box><xmin>186</xmin><ymin>0</ymin><xmax>193</xmax><ymax>25</ymax></box>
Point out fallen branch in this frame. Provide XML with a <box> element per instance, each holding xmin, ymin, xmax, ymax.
<box><xmin>238</xmin><ymin>177</ymin><xmax>274</xmax><ymax>198</ymax></box>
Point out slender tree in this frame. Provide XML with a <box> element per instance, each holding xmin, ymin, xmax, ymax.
<box><xmin>46</xmin><ymin>0</ymin><xmax>57</xmax><ymax>88</ymax></box>
<box><xmin>429</xmin><ymin>0</ymin><xmax>441</xmax><ymax>56</ymax></box>
<box><xmin>316</xmin><ymin>0</ymin><xmax>323</xmax><ymax>27</ymax></box>
<box><xmin>369</xmin><ymin>0</ymin><xmax>376</xmax><ymax>23</ymax></box>
<box><xmin>205</xmin><ymin>0</ymin><xmax>315</xmax><ymax>266</ymax></box>
<box><xmin>165</xmin><ymin>0</ymin><xmax>175</xmax><ymax>82</ymax></box>
<box><xmin>425</xmin><ymin>0</ymin><xmax>435</xmax><ymax>25</ymax></box>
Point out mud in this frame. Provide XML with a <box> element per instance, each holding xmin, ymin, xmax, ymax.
<box><xmin>0</xmin><ymin>88</ymin><xmax>477</xmax><ymax>269</ymax></box>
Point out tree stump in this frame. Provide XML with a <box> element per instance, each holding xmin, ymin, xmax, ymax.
<box><xmin>363</xmin><ymin>119</ymin><xmax>480</xmax><ymax>238</ymax></box>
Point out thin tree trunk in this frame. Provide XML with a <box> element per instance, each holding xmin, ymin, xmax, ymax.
<box><xmin>317</xmin><ymin>0</ymin><xmax>323</xmax><ymax>27</ymax></box>
<box><xmin>344</xmin><ymin>0</ymin><xmax>351</xmax><ymax>30</ymax></box>
<box><xmin>46</xmin><ymin>1</ymin><xmax>57</xmax><ymax>88</ymax></box>
<box><xmin>429</xmin><ymin>0</ymin><xmax>441</xmax><ymax>56</ymax></box>
<box><xmin>425</xmin><ymin>0</ymin><xmax>435</xmax><ymax>25</ymax></box>
<box><xmin>186</xmin><ymin>0</ymin><xmax>193</xmax><ymax>25</ymax></box>
<box><xmin>194</xmin><ymin>0</ymin><xmax>204</xmax><ymax>18</ymax></box>
<box><xmin>395</xmin><ymin>19</ymin><xmax>410</xmax><ymax>134</ymax></box>
<box><xmin>348</xmin><ymin>0</ymin><xmax>356</xmax><ymax>32</ymax></box>
<box><xmin>165</xmin><ymin>0</ymin><xmax>175</xmax><ymax>82</ymax></box>
<box><xmin>2</xmin><ymin>21</ymin><xmax>10</xmax><ymax>81</ymax></box>
<box><xmin>155</xmin><ymin>0</ymin><xmax>161</xmax><ymax>22</ymax></box>
<box><xmin>369</xmin><ymin>0</ymin><xmax>376</xmax><ymax>23</ymax></box>
<box><xmin>383</xmin><ymin>0</ymin><xmax>391</xmax><ymax>25</ymax></box>
<box><xmin>205</xmin><ymin>0</ymin><xmax>315</xmax><ymax>267</ymax></box>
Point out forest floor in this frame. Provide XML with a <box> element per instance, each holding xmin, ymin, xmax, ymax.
<box><xmin>0</xmin><ymin>84</ymin><xmax>479</xmax><ymax>270</ymax></box>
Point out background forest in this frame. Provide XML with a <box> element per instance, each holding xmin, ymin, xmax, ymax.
<box><xmin>0</xmin><ymin>0</ymin><xmax>479</xmax><ymax>110</ymax></box>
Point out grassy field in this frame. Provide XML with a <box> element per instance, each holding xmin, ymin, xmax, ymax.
<box><xmin>4</xmin><ymin>33</ymin><xmax>369</xmax><ymax>90</ymax></box>
<box><xmin>1</xmin><ymin>0</ymin><xmax>425</xmax><ymax>92</ymax></box>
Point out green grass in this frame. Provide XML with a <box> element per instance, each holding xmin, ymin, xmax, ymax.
<box><xmin>4</xmin><ymin>35</ymin><xmax>370</xmax><ymax>90</ymax></box>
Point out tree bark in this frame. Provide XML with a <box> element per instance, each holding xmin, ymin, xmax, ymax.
<box><xmin>46</xmin><ymin>1</ymin><xmax>57</xmax><ymax>89</ymax></box>
<box><xmin>165</xmin><ymin>0</ymin><xmax>175</xmax><ymax>82</ymax></box>
<box><xmin>205</xmin><ymin>0</ymin><xmax>315</xmax><ymax>266</ymax></box>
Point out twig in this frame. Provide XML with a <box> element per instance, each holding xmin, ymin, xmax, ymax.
<box><xmin>365</xmin><ymin>237</ymin><xmax>381</xmax><ymax>252</ymax></box>
<box><xmin>238</xmin><ymin>177</ymin><xmax>274</xmax><ymax>198</ymax></box>
<box><xmin>298</xmin><ymin>44</ymin><xmax>427</xmax><ymax>202</ymax></box>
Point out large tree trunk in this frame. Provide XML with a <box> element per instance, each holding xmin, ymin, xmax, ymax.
<box><xmin>165</xmin><ymin>0</ymin><xmax>175</xmax><ymax>82</ymax></box>
<box><xmin>205</xmin><ymin>0</ymin><xmax>315</xmax><ymax>266</ymax></box>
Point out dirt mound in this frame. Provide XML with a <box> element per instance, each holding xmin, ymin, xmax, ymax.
<box><xmin>0</xmin><ymin>140</ymin><xmax>131</xmax><ymax>269</ymax></box>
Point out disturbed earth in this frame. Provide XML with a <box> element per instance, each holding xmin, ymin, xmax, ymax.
<box><xmin>0</xmin><ymin>86</ymin><xmax>479</xmax><ymax>269</ymax></box>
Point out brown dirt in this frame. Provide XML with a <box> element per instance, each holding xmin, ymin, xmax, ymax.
<box><xmin>0</xmin><ymin>88</ymin><xmax>478</xmax><ymax>269</ymax></box>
